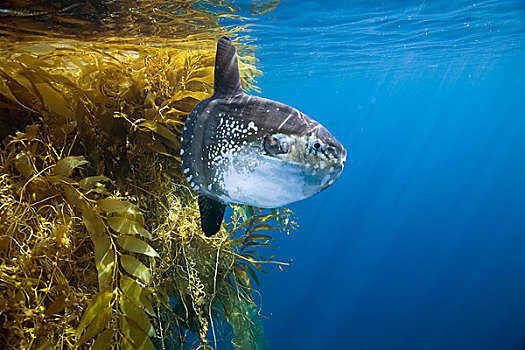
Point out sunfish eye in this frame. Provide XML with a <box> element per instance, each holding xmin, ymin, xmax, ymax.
<box><xmin>309</xmin><ymin>139</ymin><xmax>324</xmax><ymax>152</ymax></box>
<box><xmin>263</xmin><ymin>135</ymin><xmax>288</xmax><ymax>155</ymax></box>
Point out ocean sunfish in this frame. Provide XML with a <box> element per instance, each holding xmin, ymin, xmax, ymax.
<box><xmin>181</xmin><ymin>36</ymin><xmax>346</xmax><ymax>236</ymax></box>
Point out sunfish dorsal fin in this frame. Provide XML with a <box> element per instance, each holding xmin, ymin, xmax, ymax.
<box><xmin>213</xmin><ymin>36</ymin><xmax>244</xmax><ymax>98</ymax></box>
<box><xmin>198</xmin><ymin>194</ymin><xmax>227</xmax><ymax>236</ymax></box>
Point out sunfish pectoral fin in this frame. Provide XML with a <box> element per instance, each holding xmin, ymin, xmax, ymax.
<box><xmin>198</xmin><ymin>194</ymin><xmax>227</xmax><ymax>236</ymax></box>
<box><xmin>213</xmin><ymin>36</ymin><xmax>244</xmax><ymax>98</ymax></box>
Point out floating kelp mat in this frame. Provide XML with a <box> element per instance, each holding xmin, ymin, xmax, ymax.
<box><xmin>0</xmin><ymin>1</ymin><xmax>295</xmax><ymax>349</ymax></box>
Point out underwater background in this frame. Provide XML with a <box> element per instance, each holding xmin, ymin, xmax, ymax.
<box><xmin>249</xmin><ymin>1</ymin><xmax>525</xmax><ymax>349</ymax></box>
<box><xmin>0</xmin><ymin>0</ymin><xmax>524</xmax><ymax>349</ymax></box>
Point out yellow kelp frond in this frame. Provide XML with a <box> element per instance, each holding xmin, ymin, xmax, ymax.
<box><xmin>151</xmin><ymin>191</ymin><xmax>297</xmax><ymax>349</ymax></box>
<box><xmin>0</xmin><ymin>1</ymin><xmax>288</xmax><ymax>349</ymax></box>
<box><xmin>0</xmin><ymin>128</ymin><xmax>100</xmax><ymax>349</ymax></box>
<box><xmin>0</xmin><ymin>39</ymin><xmax>260</xmax><ymax>152</ymax></box>
<box><xmin>0</xmin><ymin>0</ymin><xmax>248</xmax><ymax>44</ymax></box>
<box><xmin>0</xmin><ymin>113</ymin><xmax>295</xmax><ymax>349</ymax></box>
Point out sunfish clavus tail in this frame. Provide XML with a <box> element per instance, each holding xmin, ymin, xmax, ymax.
<box><xmin>181</xmin><ymin>37</ymin><xmax>346</xmax><ymax>236</ymax></box>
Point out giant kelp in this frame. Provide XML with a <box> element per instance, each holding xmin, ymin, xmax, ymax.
<box><xmin>0</xmin><ymin>1</ymin><xmax>295</xmax><ymax>349</ymax></box>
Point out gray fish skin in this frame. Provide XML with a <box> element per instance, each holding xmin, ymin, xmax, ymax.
<box><xmin>181</xmin><ymin>37</ymin><xmax>346</xmax><ymax>235</ymax></box>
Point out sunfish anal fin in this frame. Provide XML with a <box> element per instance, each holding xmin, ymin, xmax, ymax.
<box><xmin>198</xmin><ymin>194</ymin><xmax>227</xmax><ymax>236</ymax></box>
<box><xmin>213</xmin><ymin>36</ymin><xmax>244</xmax><ymax>98</ymax></box>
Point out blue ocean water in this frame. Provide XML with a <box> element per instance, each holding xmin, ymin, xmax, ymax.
<box><xmin>233</xmin><ymin>1</ymin><xmax>525</xmax><ymax>349</ymax></box>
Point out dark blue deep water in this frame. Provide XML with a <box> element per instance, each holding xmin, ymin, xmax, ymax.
<box><xmin>233</xmin><ymin>1</ymin><xmax>525</xmax><ymax>349</ymax></box>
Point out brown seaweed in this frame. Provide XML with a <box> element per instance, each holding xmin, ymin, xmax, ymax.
<box><xmin>0</xmin><ymin>1</ymin><xmax>297</xmax><ymax>349</ymax></box>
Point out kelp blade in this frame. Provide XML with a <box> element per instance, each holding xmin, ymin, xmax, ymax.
<box><xmin>0</xmin><ymin>1</ymin><xmax>297</xmax><ymax>350</ymax></box>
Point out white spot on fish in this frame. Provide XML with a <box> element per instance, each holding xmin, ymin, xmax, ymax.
<box><xmin>247</xmin><ymin>121</ymin><xmax>257</xmax><ymax>131</ymax></box>
<box><xmin>187</xmin><ymin>175</ymin><xmax>193</xmax><ymax>182</ymax></box>
<box><xmin>194</xmin><ymin>185</ymin><xmax>200</xmax><ymax>190</ymax></box>
<box><xmin>184</xmin><ymin>168</ymin><xmax>190</xmax><ymax>174</ymax></box>
<box><xmin>190</xmin><ymin>182</ymin><xmax>195</xmax><ymax>188</ymax></box>
<box><xmin>321</xmin><ymin>174</ymin><xmax>330</xmax><ymax>186</ymax></box>
<box><xmin>180</xmin><ymin>149</ymin><xmax>184</xmax><ymax>155</ymax></box>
